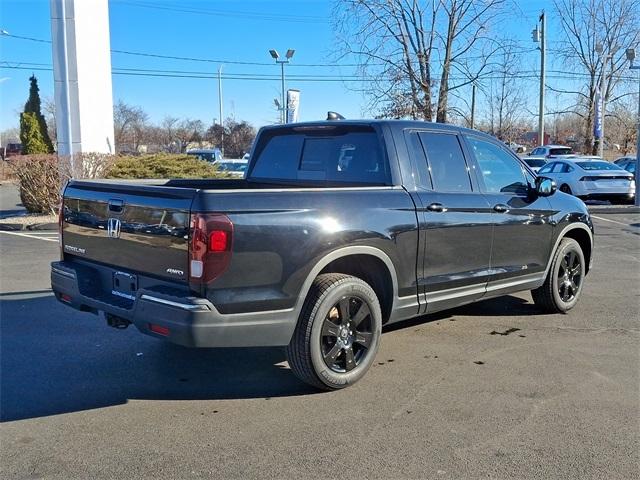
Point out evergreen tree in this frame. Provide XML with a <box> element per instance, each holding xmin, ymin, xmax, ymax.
<box><xmin>20</xmin><ymin>112</ymin><xmax>52</xmax><ymax>154</ymax></box>
<box><xmin>20</xmin><ymin>75</ymin><xmax>54</xmax><ymax>153</ymax></box>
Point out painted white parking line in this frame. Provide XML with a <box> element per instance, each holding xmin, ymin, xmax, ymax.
<box><xmin>591</xmin><ymin>215</ymin><xmax>632</xmax><ymax>227</ymax></box>
<box><xmin>0</xmin><ymin>230</ymin><xmax>58</xmax><ymax>242</ymax></box>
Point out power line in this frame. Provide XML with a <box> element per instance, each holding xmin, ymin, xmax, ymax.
<box><xmin>2</xmin><ymin>64</ymin><xmax>637</xmax><ymax>83</ymax></box>
<box><xmin>115</xmin><ymin>0</ymin><xmax>328</xmax><ymax>24</ymax></box>
<box><xmin>0</xmin><ymin>31</ymin><xmax>541</xmax><ymax>68</ymax></box>
<box><xmin>0</xmin><ymin>32</ymin><xmax>369</xmax><ymax>68</ymax></box>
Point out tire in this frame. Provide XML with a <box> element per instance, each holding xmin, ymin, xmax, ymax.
<box><xmin>286</xmin><ymin>273</ymin><xmax>382</xmax><ymax>390</ymax></box>
<box><xmin>531</xmin><ymin>238</ymin><xmax>585</xmax><ymax>314</ymax></box>
<box><xmin>559</xmin><ymin>184</ymin><xmax>573</xmax><ymax>195</ymax></box>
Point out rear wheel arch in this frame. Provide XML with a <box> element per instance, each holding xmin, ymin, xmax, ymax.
<box><xmin>293</xmin><ymin>247</ymin><xmax>398</xmax><ymax>325</ymax></box>
<box><xmin>319</xmin><ymin>254</ymin><xmax>394</xmax><ymax>324</ymax></box>
<box><xmin>562</xmin><ymin>227</ymin><xmax>592</xmax><ymax>274</ymax></box>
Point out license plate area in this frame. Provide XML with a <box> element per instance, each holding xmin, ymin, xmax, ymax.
<box><xmin>112</xmin><ymin>271</ymin><xmax>138</xmax><ymax>300</ymax></box>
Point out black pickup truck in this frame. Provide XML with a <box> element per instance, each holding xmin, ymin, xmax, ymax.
<box><xmin>51</xmin><ymin>120</ymin><xmax>593</xmax><ymax>390</ymax></box>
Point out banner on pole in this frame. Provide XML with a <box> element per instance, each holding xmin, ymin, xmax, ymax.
<box><xmin>594</xmin><ymin>89</ymin><xmax>603</xmax><ymax>139</ymax></box>
<box><xmin>286</xmin><ymin>89</ymin><xmax>300</xmax><ymax>123</ymax></box>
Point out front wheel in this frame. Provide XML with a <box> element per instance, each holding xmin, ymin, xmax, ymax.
<box><xmin>286</xmin><ymin>274</ymin><xmax>382</xmax><ymax>390</ymax></box>
<box><xmin>531</xmin><ymin>238</ymin><xmax>585</xmax><ymax>313</ymax></box>
<box><xmin>559</xmin><ymin>184</ymin><xmax>573</xmax><ymax>195</ymax></box>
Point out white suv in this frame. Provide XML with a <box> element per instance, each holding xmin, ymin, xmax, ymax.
<box><xmin>528</xmin><ymin>145</ymin><xmax>575</xmax><ymax>159</ymax></box>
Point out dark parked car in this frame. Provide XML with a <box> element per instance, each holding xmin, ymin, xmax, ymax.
<box><xmin>614</xmin><ymin>156</ymin><xmax>637</xmax><ymax>177</ymax></box>
<box><xmin>51</xmin><ymin>120</ymin><xmax>594</xmax><ymax>390</ymax></box>
<box><xmin>1</xmin><ymin>142</ymin><xmax>22</xmax><ymax>159</ymax></box>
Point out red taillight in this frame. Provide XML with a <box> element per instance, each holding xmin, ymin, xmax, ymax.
<box><xmin>209</xmin><ymin>230</ymin><xmax>229</xmax><ymax>252</ymax></box>
<box><xmin>149</xmin><ymin>323</ymin><xmax>170</xmax><ymax>336</ymax></box>
<box><xmin>189</xmin><ymin>213</ymin><xmax>233</xmax><ymax>284</ymax></box>
<box><xmin>60</xmin><ymin>293</ymin><xmax>72</xmax><ymax>303</ymax></box>
<box><xmin>58</xmin><ymin>201</ymin><xmax>64</xmax><ymax>256</ymax></box>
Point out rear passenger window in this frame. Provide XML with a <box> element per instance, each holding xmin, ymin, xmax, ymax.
<box><xmin>418</xmin><ymin>132</ymin><xmax>472</xmax><ymax>192</ymax></box>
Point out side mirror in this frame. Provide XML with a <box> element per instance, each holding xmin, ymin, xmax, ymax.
<box><xmin>535</xmin><ymin>177</ymin><xmax>556</xmax><ymax>197</ymax></box>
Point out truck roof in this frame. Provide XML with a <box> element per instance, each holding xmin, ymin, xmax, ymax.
<box><xmin>260</xmin><ymin>119</ymin><xmax>497</xmax><ymax>141</ymax></box>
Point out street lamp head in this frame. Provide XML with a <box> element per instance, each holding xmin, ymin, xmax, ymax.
<box><xmin>626</xmin><ymin>48</ymin><xmax>636</xmax><ymax>62</ymax></box>
<box><xmin>531</xmin><ymin>27</ymin><xmax>539</xmax><ymax>43</ymax></box>
<box><xmin>286</xmin><ymin>49</ymin><xmax>295</xmax><ymax>59</ymax></box>
<box><xmin>0</xmin><ymin>29</ymin><xmax>9</xmax><ymax>36</ymax></box>
<box><xmin>269</xmin><ymin>49</ymin><xmax>279</xmax><ymax>60</ymax></box>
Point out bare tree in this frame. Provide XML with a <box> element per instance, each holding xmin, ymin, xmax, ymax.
<box><xmin>173</xmin><ymin>119</ymin><xmax>205</xmax><ymax>152</ymax></box>
<box><xmin>484</xmin><ymin>42</ymin><xmax>527</xmax><ymax>141</ymax></box>
<box><xmin>43</xmin><ymin>96</ymin><xmax>57</xmax><ymax>146</ymax></box>
<box><xmin>552</xmin><ymin>0</ymin><xmax>640</xmax><ymax>153</ymax></box>
<box><xmin>334</xmin><ymin>0</ymin><xmax>439</xmax><ymax>120</ymax></box>
<box><xmin>435</xmin><ymin>0</ymin><xmax>505</xmax><ymax>122</ymax></box>
<box><xmin>223</xmin><ymin>119</ymin><xmax>256</xmax><ymax>158</ymax></box>
<box><xmin>333</xmin><ymin>0</ymin><xmax>504</xmax><ymax>122</ymax></box>
<box><xmin>113</xmin><ymin>100</ymin><xmax>149</xmax><ymax>153</ymax></box>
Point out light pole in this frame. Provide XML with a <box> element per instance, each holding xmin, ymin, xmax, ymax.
<box><xmin>625</xmin><ymin>48</ymin><xmax>640</xmax><ymax>207</ymax></box>
<box><xmin>269</xmin><ymin>49</ymin><xmax>295</xmax><ymax>123</ymax></box>
<box><xmin>218</xmin><ymin>65</ymin><xmax>224</xmax><ymax>157</ymax></box>
<box><xmin>532</xmin><ymin>11</ymin><xmax>545</xmax><ymax>146</ymax></box>
<box><xmin>595</xmin><ymin>43</ymin><xmax>619</xmax><ymax>158</ymax></box>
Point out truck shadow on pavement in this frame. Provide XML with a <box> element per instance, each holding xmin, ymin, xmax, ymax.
<box><xmin>0</xmin><ymin>293</ymin><xmax>314</xmax><ymax>422</ymax></box>
<box><xmin>1</xmin><ymin>292</ymin><xmax>539</xmax><ymax>422</ymax></box>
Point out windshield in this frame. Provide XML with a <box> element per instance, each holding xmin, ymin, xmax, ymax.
<box><xmin>187</xmin><ymin>152</ymin><xmax>217</xmax><ymax>162</ymax></box>
<box><xmin>577</xmin><ymin>161</ymin><xmax>622</xmax><ymax>171</ymax></box>
<box><xmin>525</xmin><ymin>159</ymin><xmax>546</xmax><ymax>168</ymax></box>
<box><xmin>218</xmin><ymin>162</ymin><xmax>247</xmax><ymax>172</ymax></box>
<box><xmin>550</xmin><ymin>148</ymin><xmax>573</xmax><ymax>155</ymax></box>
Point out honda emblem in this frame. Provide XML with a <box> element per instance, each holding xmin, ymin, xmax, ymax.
<box><xmin>107</xmin><ymin>218</ymin><xmax>121</xmax><ymax>239</ymax></box>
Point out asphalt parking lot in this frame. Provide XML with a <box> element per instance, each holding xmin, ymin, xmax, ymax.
<box><xmin>1</xmin><ymin>200</ymin><xmax>639</xmax><ymax>478</ymax></box>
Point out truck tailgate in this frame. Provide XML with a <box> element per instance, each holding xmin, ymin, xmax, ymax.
<box><xmin>61</xmin><ymin>181</ymin><xmax>196</xmax><ymax>283</ymax></box>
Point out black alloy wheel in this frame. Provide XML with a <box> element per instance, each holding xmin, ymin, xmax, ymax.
<box><xmin>557</xmin><ymin>250</ymin><xmax>582</xmax><ymax>302</ymax></box>
<box><xmin>320</xmin><ymin>296</ymin><xmax>374</xmax><ymax>373</ymax></box>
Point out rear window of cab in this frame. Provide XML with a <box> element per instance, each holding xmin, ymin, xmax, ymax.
<box><xmin>250</xmin><ymin>126</ymin><xmax>391</xmax><ymax>185</ymax></box>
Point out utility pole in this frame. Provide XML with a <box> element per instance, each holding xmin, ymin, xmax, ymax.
<box><xmin>625</xmin><ymin>48</ymin><xmax>639</xmax><ymax>207</ymax></box>
<box><xmin>280</xmin><ymin>62</ymin><xmax>286</xmax><ymax>123</ymax></box>
<box><xmin>533</xmin><ymin>11</ymin><xmax>546</xmax><ymax>147</ymax></box>
<box><xmin>218</xmin><ymin>65</ymin><xmax>224</xmax><ymax>157</ymax></box>
<box><xmin>470</xmin><ymin>83</ymin><xmax>476</xmax><ymax>130</ymax></box>
<box><xmin>595</xmin><ymin>44</ymin><xmax>619</xmax><ymax>158</ymax></box>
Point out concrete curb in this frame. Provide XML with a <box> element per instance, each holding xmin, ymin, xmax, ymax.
<box><xmin>0</xmin><ymin>223</ymin><xmax>25</xmax><ymax>231</ymax></box>
<box><xmin>0</xmin><ymin>222</ymin><xmax>58</xmax><ymax>231</ymax></box>
<box><xmin>588</xmin><ymin>206</ymin><xmax>640</xmax><ymax>214</ymax></box>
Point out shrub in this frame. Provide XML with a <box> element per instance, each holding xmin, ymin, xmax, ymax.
<box><xmin>8</xmin><ymin>155</ymin><xmax>67</xmax><ymax>214</ymax></box>
<box><xmin>7</xmin><ymin>152</ymin><xmax>224</xmax><ymax>214</ymax></box>
<box><xmin>106</xmin><ymin>153</ymin><xmax>223</xmax><ymax>179</ymax></box>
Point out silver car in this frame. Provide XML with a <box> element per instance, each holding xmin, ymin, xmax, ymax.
<box><xmin>528</xmin><ymin>145</ymin><xmax>574</xmax><ymax>159</ymax></box>
<box><xmin>537</xmin><ymin>159</ymin><xmax>635</xmax><ymax>203</ymax></box>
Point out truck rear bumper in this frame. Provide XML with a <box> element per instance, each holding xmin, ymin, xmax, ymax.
<box><xmin>51</xmin><ymin>261</ymin><xmax>296</xmax><ymax>348</ymax></box>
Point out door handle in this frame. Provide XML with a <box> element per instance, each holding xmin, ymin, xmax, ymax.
<box><xmin>493</xmin><ymin>204</ymin><xmax>509</xmax><ymax>213</ymax></box>
<box><xmin>426</xmin><ymin>203</ymin><xmax>446</xmax><ymax>213</ymax></box>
